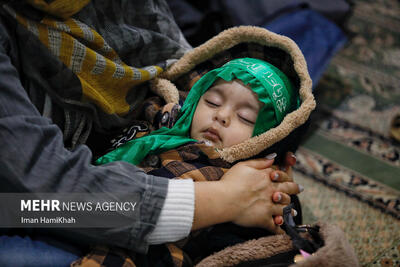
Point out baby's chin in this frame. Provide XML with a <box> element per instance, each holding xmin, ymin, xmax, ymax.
<box><xmin>197</xmin><ymin>138</ymin><xmax>223</xmax><ymax>149</ymax></box>
<box><xmin>203</xmin><ymin>139</ymin><xmax>214</xmax><ymax>147</ymax></box>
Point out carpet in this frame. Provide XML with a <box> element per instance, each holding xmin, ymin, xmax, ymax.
<box><xmin>294</xmin><ymin>0</ymin><xmax>400</xmax><ymax>266</ymax></box>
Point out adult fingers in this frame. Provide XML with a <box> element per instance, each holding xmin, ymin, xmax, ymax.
<box><xmin>261</xmin><ymin>216</ymin><xmax>284</xmax><ymax>234</ymax></box>
<box><xmin>270</xmin><ymin>169</ymin><xmax>294</xmax><ymax>183</ymax></box>
<box><xmin>276</xmin><ymin>182</ymin><xmax>303</xmax><ymax>195</ymax></box>
<box><xmin>269</xmin><ymin>219</ymin><xmax>285</xmax><ymax>234</ymax></box>
<box><xmin>280</xmin><ymin>151</ymin><xmax>296</xmax><ymax>171</ymax></box>
<box><xmin>274</xmin><ymin>215</ymin><xmax>283</xmax><ymax>225</ymax></box>
<box><xmin>272</xmin><ymin>192</ymin><xmax>291</xmax><ymax>205</ymax></box>
<box><xmin>271</xmin><ymin>204</ymin><xmax>286</xmax><ymax>216</ymax></box>
<box><xmin>272</xmin><ymin>205</ymin><xmax>298</xmax><ymax>218</ymax></box>
<box><xmin>240</xmin><ymin>156</ymin><xmax>275</xmax><ymax>170</ymax></box>
<box><xmin>273</xmin><ymin>209</ymin><xmax>299</xmax><ymax>226</ymax></box>
<box><xmin>265</xmin><ymin>217</ymin><xmax>285</xmax><ymax>234</ymax></box>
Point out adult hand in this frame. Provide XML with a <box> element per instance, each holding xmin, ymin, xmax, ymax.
<box><xmin>192</xmin><ymin>156</ymin><xmax>301</xmax><ymax>234</ymax></box>
<box><xmin>269</xmin><ymin>152</ymin><xmax>302</xmax><ymax>225</ymax></box>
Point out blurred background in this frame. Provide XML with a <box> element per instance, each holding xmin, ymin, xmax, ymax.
<box><xmin>168</xmin><ymin>0</ymin><xmax>400</xmax><ymax>265</ymax></box>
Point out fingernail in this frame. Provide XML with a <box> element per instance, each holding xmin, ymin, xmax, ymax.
<box><xmin>293</xmin><ymin>209</ymin><xmax>298</xmax><ymax>217</ymax></box>
<box><xmin>276</xmin><ymin>193</ymin><xmax>282</xmax><ymax>202</ymax></box>
<box><xmin>291</xmin><ymin>154</ymin><xmax>297</xmax><ymax>164</ymax></box>
<box><xmin>265</xmin><ymin>153</ymin><xmax>277</xmax><ymax>160</ymax></box>
<box><xmin>272</xmin><ymin>172</ymin><xmax>279</xmax><ymax>181</ymax></box>
<box><xmin>299</xmin><ymin>184</ymin><xmax>304</xmax><ymax>192</ymax></box>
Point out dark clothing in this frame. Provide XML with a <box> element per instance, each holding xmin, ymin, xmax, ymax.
<box><xmin>0</xmin><ymin>0</ymin><xmax>192</xmax><ymax>253</ymax></box>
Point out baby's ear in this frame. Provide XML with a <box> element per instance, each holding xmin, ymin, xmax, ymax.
<box><xmin>158</xmin><ymin>103</ymin><xmax>181</xmax><ymax>129</ymax></box>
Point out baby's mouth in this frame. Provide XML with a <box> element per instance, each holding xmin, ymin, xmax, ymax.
<box><xmin>203</xmin><ymin>128</ymin><xmax>221</xmax><ymax>143</ymax></box>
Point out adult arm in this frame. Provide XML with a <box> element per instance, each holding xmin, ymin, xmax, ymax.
<box><xmin>0</xmin><ymin>25</ymin><xmax>190</xmax><ymax>253</ymax></box>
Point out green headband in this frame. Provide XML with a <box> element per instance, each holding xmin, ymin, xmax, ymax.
<box><xmin>205</xmin><ymin>58</ymin><xmax>298</xmax><ymax>136</ymax></box>
<box><xmin>96</xmin><ymin>58</ymin><xmax>299</xmax><ymax>165</ymax></box>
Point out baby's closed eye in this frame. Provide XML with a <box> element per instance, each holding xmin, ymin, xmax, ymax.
<box><xmin>238</xmin><ymin>110</ymin><xmax>257</xmax><ymax>124</ymax></box>
<box><xmin>205</xmin><ymin>99</ymin><xmax>220</xmax><ymax>107</ymax></box>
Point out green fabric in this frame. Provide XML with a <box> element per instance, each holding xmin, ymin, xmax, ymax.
<box><xmin>96</xmin><ymin>58</ymin><xmax>299</xmax><ymax>165</ymax></box>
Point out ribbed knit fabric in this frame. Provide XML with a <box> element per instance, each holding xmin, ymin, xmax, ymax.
<box><xmin>147</xmin><ymin>179</ymin><xmax>195</xmax><ymax>244</ymax></box>
<box><xmin>5</xmin><ymin>3</ymin><xmax>164</xmax><ymax>116</ymax></box>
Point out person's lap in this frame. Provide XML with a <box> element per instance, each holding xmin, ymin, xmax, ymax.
<box><xmin>0</xmin><ymin>235</ymin><xmax>83</xmax><ymax>267</ymax></box>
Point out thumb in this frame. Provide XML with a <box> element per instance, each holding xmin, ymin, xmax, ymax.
<box><xmin>241</xmin><ymin>154</ymin><xmax>276</xmax><ymax>169</ymax></box>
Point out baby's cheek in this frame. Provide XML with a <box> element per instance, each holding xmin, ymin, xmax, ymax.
<box><xmin>225</xmin><ymin>126</ymin><xmax>253</xmax><ymax>147</ymax></box>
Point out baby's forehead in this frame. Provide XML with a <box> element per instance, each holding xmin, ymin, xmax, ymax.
<box><xmin>207</xmin><ymin>78</ymin><xmax>252</xmax><ymax>93</ymax></box>
<box><xmin>206</xmin><ymin>78</ymin><xmax>263</xmax><ymax>108</ymax></box>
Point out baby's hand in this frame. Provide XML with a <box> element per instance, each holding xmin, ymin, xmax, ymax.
<box><xmin>158</xmin><ymin>103</ymin><xmax>181</xmax><ymax>129</ymax></box>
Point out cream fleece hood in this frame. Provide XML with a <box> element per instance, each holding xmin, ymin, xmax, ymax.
<box><xmin>150</xmin><ymin>26</ymin><xmax>316</xmax><ymax>163</ymax></box>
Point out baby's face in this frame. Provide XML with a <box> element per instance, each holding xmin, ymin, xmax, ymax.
<box><xmin>190</xmin><ymin>79</ymin><xmax>262</xmax><ymax>149</ymax></box>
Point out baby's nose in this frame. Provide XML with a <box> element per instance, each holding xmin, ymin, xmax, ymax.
<box><xmin>214</xmin><ymin>108</ymin><xmax>231</xmax><ymax>126</ymax></box>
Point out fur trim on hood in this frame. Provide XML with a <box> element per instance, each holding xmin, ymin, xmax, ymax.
<box><xmin>195</xmin><ymin>222</ymin><xmax>359</xmax><ymax>267</ymax></box>
<box><xmin>151</xmin><ymin>26</ymin><xmax>316</xmax><ymax>162</ymax></box>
